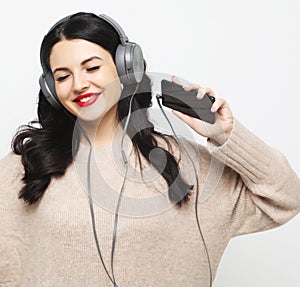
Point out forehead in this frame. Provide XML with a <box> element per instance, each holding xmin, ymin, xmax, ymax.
<box><xmin>49</xmin><ymin>39</ymin><xmax>110</xmax><ymax>69</ymax></box>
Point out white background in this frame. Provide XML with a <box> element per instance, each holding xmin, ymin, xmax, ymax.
<box><xmin>0</xmin><ymin>0</ymin><xmax>299</xmax><ymax>286</ymax></box>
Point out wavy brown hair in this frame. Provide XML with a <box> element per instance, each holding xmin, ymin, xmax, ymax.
<box><xmin>12</xmin><ymin>12</ymin><xmax>192</xmax><ymax>206</ymax></box>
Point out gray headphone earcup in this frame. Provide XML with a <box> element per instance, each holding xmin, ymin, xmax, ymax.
<box><xmin>115</xmin><ymin>44</ymin><xmax>127</xmax><ymax>82</ymax></box>
<box><xmin>131</xmin><ymin>44</ymin><xmax>144</xmax><ymax>83</ymax></box>
<box><xmin>39</xmin><ymin>72</ymin><xmax>61</xmax><ymax>109</ymax></box>
<box><xmin>115</xmin><ymin>42</ymin><xmax>144</xmax><ymax>85</ymax></box>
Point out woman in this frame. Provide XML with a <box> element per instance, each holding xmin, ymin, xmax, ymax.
<box><xmin>0</xmin><ymin>12</ymin><xmax>299</xmax><ymax>287</ymax></box>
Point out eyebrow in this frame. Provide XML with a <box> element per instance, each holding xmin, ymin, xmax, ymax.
<box><xmin>52</xmin><ymin>56</ymin><xmax>103</xmax><ymax>74</ymax></box>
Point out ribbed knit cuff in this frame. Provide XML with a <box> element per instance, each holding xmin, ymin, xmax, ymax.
<box><xmin>206</xmin><ymin>119</ymin><xmax>281</xmax><ymax>185</ymax></box>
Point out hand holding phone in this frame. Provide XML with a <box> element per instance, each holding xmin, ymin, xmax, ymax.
<box><xmin>160</xmin><ymin>79</ymin><xmax>216</xmax><ymax>124</ymax></box>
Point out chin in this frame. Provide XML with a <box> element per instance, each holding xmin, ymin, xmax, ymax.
<box><xmin>76</xmin><ymin>112</ymin><xmax>106</xmax><ymax>124</ymax></box>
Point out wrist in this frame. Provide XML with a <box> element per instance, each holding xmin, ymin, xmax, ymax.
<box><xmin>209</xmin><ymin>124</ymin><xmax>233</xmax><ymax>146</ymax></box>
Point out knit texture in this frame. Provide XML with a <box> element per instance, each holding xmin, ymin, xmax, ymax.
<box><xmin>0</xmin><ymin>119</ymin><xmax>299</xmax><ymax>286</ymax></box>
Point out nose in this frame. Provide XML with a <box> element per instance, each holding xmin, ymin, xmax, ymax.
<box><xmin>73</xmin><ymin>72</ymin><xmax>89</xmax><ymax>93</ymax></box>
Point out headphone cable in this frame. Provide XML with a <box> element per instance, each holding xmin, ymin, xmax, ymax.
<box><xmin>78</xmin><ymin>83</ymin><xmax>140</xmax><ymax>287</ymax></box>
<box><xmin>76</xmin><ymin>124</ymin><xmax>117</xmax><ymax>286</ymax></box>
<box><xmin>156</xmin><ymin>94</ymin><xmax>213</xmax><ymax>287</ymax></box>
<box><xmin>63</xmin><ymin>83</ymin><xmax>210</xmax><ymax>286</ymax></box>
<box><xmin>60</xmin><ymin>107</ymin><xmax>117</xmax><ymax>285</ymax></box>
<box><xmin>110</xmin><ymin>83</ymin><xmax>139</xmax><ymax>286</ymax></box>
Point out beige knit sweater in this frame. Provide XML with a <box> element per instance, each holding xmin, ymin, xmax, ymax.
<box><xmin>0</xmin><ymin>120</ymin><xmax>299</xmax><ymax>287</ymax></box>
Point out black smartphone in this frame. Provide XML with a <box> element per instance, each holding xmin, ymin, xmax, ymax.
<box><xmin>161</xmin><ymin>79</ymin><xmax>216</xmax><ymax>124</ymax></box>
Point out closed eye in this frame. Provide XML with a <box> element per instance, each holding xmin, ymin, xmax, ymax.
<box><xmin>56</xmin><ymin>74</ymin><xmax>70</xmax><ymax>82</ymax></box>
<box><xmin>87</xmin><ymin>66</ymin><xmax>100</xmax><ymax>72</ymax></box>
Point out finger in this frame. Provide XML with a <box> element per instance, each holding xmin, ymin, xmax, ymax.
<box><xmin>172</xmin><ymin>110</ymin><xmax>191</xmax><ymax>121</ymax></box>
<box><xmin>196</xmin><ymin>87</ymin><xmax>215</xmax><ymax>100</ymax></box>
<box><xmin>198</xmin><ymin>87</ymin><xmax>215</xmax><ymax>96</ymax></box>
<box><xmin>183</xmin><ymin>83</ymin><xmax>205</xmax><ymax>100</ymax></box>
<box><xmin>210</xmin><ymin>97</ymin><xmax>226</xmax><ymax>112</ymax></box>
<box><xmin>172</xmin><ymin>110</ymin><xmax>210</xmax><ymax>135</ymax></box>
<box><xmin>196</xmin><ymin>90</ymin><xmax>205</xmax><ymax>99</ymax></box>
<box><xmin>184</xmin><ymin>83</ymin><xmax>201</xmax><ymax>91</ymax></box>
<box><xmin>184</xmin><ymin>85</ymin><xmax>215</xmax><ymax>100</ymax></box>
<box><xmin>171</xmin><ymin>75</ymin><xmax>182</xmax><ymax>86</ymax></box>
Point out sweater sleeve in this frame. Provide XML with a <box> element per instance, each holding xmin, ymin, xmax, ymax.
<box><xmin>0</xmin><ymin>152</ymin><xmax>28</xmax><ymax>286</ymax></box>
<box><xmin>206</xmin><ymin>119</ymin><xmax>300</xmax><ymax>237</ymax></box>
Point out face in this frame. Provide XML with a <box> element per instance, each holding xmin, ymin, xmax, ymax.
<box><xmin>49</xmin><ymin>39</ymin><xmax>122</xmax><ymax>123</ymax></box>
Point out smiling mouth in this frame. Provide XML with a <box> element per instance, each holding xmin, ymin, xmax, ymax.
<box><xmin>73</xmin><ymin>92</ymin><xmax>101</xmax><ymax>107</ymax></box>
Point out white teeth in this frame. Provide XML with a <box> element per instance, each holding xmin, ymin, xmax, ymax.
<box><xmin>79</xmin><ymin>95</ymin><xmax>94</xmax><ymax>102</ymax></box>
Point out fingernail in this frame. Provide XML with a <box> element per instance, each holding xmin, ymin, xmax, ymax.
<box><xmin>196</xmin><ymin>91</ymin><xmax>204</xmax><ymax>99</ymax></box>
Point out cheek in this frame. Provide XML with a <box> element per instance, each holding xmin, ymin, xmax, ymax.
<box><xmin>95</xmin><ymin>67</ymin><xmax>122</xmax><ymax>103</ymax></box>
<box><xmin>97</xmin><ymin>65</ymin><xmax>119</xmax><ymax>87</ymax></box>
<box><xmin>55</xmin><ymin>82</ymin><xmax>72</xmax><ymax>102</ymax></box>
<box><xmin>105</xmin><ymin>77</ymin><xmax>122</xmax><ymax>104</ymax></box>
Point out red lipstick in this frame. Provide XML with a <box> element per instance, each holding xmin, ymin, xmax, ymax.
<box><xmin>73</xmin><ymin>92</ymin><xmax>101</xmax><ymax>107</ymax></box>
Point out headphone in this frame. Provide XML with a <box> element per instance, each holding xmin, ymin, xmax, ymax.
<box><xmin>38</xmin><ymin>13</ymin><xmax>212</xmax><ymax>287</ymax></box>
<box><xmin>39</xmin><ymin>13</ymin><xmax>145</xmax><ymax>110</ymax></box>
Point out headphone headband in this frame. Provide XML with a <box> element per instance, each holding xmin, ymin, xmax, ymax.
<box><xmin>98</xmin><ymin>14</ymin><xmax>129</xmax><ymax>45</ymax></box>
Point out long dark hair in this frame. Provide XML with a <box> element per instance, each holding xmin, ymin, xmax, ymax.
<box><xmin>12</xmin><ymin>12</ymin><xmax>192</xmax><ymax>206</ymax></box>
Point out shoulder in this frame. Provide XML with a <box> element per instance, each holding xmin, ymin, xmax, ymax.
<box><xmin>0</xmin><ymin>151</ymin><xmax>24</xmax><ymax>181</ymax></box>
<box><xmin>0</xmin><ymin>152</ymin><xmax>25</xmax><ymax>206</ymax></box>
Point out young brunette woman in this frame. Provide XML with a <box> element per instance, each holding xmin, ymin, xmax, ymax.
<box><xmin>0</xmin><ymin>12</ymin><xmax>299</xmax><ymax>287</ymax></box>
